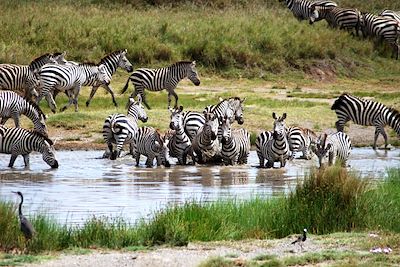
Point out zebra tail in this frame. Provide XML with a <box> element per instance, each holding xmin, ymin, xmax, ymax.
<box><xmin>331</xmin><ymin>94</ymin><xmax>347</xmax><ymax>110</ymax></box>
<box><xmin>111</xmin><ymin>120</ymin><xmax>119</xmax><ymax>134</ymax></box>
<box><xmin>120</xmin><ymin>77</ymin><xmax>131</xmax><ymax>94</ymax></box>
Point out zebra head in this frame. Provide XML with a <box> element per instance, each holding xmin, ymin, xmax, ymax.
<box><xmin>117</xmin><ymin>49</ymin><xmax>133</xmax><ymax>72</ymax></box>
<box><xmin>128</xmin><ymin>96</ymin><xmax>148</xmax><ymax>123</ymax></box>
<box><xmin>187</xmin><ymin>61</ymin><xmax>200</xmax><ymax>86</ymax></box>
<box><xmin>25</xmin><ymin>70</ymin><xmax>40</xmax><ymax>100</ymax></box>
<box><xmin>203</xmin><ymin>112</ymin><xmax>219</xmax><ymax>141</ymax></box>
<box><xmin>40</xmin><ymin>137</ymin><xmax>59</xmax><ymax>169</ymax></box>
<box><xmin>229</xmin><ymin>97</ymin><xmax>245</xmax><ymax>125</ymax></box>
<box><xmin>97</xmin><ymin>64</ymin><xmax>111</xmax><ymax>85</ymax></box>
<box><xmin>51</xmin><ymin>51</ymin><xmax>68</xmax><ymax>65</ymax></box>
<box><xmin>220</xmin><ymin>115</ymin><xmax>232</xmax><ymax>145</ymax></box>
<box><xmin>169</xmin><ymin>105</ymin><xmax>184</xmax><ymax>130</ymax></box>
<box><xmin>272</xmin><ymin>112</ymin><xmax>287</xmax><ymax>139</ymax></box>
<box><xmin>311</xmin><ymin>133</ymin><xmax>332</xmax><ymax>167</ymax></box>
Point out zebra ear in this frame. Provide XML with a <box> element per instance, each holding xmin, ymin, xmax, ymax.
<box><xmin>240</xmin><ymin>97</ymin><xmax>246</xmax><ymax>103</ymax></box>
<box><xmin>272</xmin><ymin>112</ymin><xmax>277</xmax><ymax>120</ymax></box>
<box><xmin>129</xmin><ymin>97</ymin><xmax>135</xmax><ymax>105</ymax></box>
<box><xmin>179</xmin><ymin>105</ymin><xmax>183</xmax><ymax>112</ymax></box>
<box><xmin>169</xmin><ymin>107</ymin><xmax>173</xmax><ymax>113</ymax></box>
<box><xmin>219</xmin><ymin>97</ymin><xmax>224</xmax><ymax>102</ymax></box>
<box><xmin>137</xmin><ymin>94</ymin><xmax>142</xmax><ymax>103</ymax></box>
<box><xmin>192</xmin><ymin>61</ymin><xmax>196</xmax><ymax>66</ymax></box>
<box><xmin>281</xmin><ymin>113</ymin><xmax>287</xmax><ymax>121</ymax></box>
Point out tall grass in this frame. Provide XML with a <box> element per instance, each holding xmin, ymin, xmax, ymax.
<box><xmin>1</xmin><ymin>167</ymin><xmax>399</xmax><ymax>253</ymax></box>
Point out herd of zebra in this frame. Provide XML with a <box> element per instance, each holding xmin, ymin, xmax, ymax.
<box><xmin>282</xmin><ymin>0</ymin><xmax>400</xmax><ymax>59</ymax></box>
<box><xmin>0</xmin><ymin>47</ymin><xmax>398</xmax><ymax>169</ymax></box>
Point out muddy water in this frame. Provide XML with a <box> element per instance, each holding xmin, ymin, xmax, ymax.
<box><xmin>0</xmin><ymin>148</ymin><xmax>398</xmax><ymax>225</ymax></box>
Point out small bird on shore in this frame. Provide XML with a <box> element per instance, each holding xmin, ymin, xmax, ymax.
<box><xmin>291</xmin><ymin>228</ymin><xmax>307</xmax><ymax>251</ymax></box>
<box><xmin>12</xmin><ymin>191</ymin><xmax>35</xmax><ymax>240</ymax></box>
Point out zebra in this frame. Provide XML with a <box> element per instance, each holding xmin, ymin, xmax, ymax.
<box><xmin>204</xmin><ymin>97</ymin><xmax>246</xmax><ymax>125</ymax></box>
<box><xmin>309</xmin><ymin>6</ymin><xmax>362</xmax><ymax>36</ymax></box>
<box><xmin>182</xmin><ymin>110</ymin><xmax>206</xmax><ymax>141</ymax></box>
<box><xmin>0</xmin><ymin>53</ymin><xmax>57</xmax><ymax>100</ymax></box>
<box><xmin>133</xmin><ymin>126</ymin><xmax>171</xmax><ymax>168</ymax></box>
<box><xmin>379</xmin><ymin>10</ymin><xmax>400</xmax><ymax>24</ymax></box>
<box><xmin>0</xmin><ymin>125</ymin><xmax>58</xmax><ymax>168</ymax></box>
<box><xmin>36</xmin><ymin>63</ymin><xmax>111</xmax><ymax>113</ymax></box>
<box><xmin>168</xmin><ymin>106</ymin><xmax>193</xmax><ymax>165</ymax></box>
<box><xmin>312</xmin><ymin>131</ymin><xmax>351</xmax><ymax>167</ymax></box>
<box><xmin>220</xmin><ymin>115</ymin><xmax>250</xmax><ymax>165</ymax></box>
<box><xmin>257</xmin><ymin>113</ymin><xmax>291</xmax><ymax>168</ymax></box>
<box><xmin>103</xmin><ymin>96</ymin><xmax>148</xmax><ymax>160</ymax></box>
<box><xmin>255</xmin><ymin>130</ymin><xmax>274</xmax><ymax>168</ymax></box>
<box><xmin>280</xmin><ymin>0</ymin><xmax>337</xmax><ymax>21</ymax></box>
<box><xmin>120</xmin><ymin>61</ymin><xmax>200</xmax><ymax>110</ymax></box>
<box><xmin>360</xmin><ymin>12</ymin><xmax>400</xmax><ymax>59</ymax></box>
<box><xmin>0</xmin><ymin>91</ymin><xmax>48</xmax><ymax>136</ymax></box>
<box><xmin>192</xmin><ymin>112</ymin><xmax>220</xmax><ymax>164</ymax></box>
<box><xmin>287</xmin><ymin>126</ymin><xmax>318</xmax><ymax>159</ymax></box>
<box><xmin>331</xmin><ymin>93</ymin><xmax>400</xmax><ymax>149</ymax></box>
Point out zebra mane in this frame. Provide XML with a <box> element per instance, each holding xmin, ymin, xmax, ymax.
<box><xmin>79</xmin><ymin>62</ymin><xmax>97</xmax><ymax>67</ymax></box>
<box><xmin>29</xmin><ymin>53</ymin><xmax>52</xmax><ymax>65</ymax></box>
<box><xmin>100</xmin><ymin>50</ymin><xmax>126</xmax><ymax>64</ymax></box>
<box><xmin>389</xmin><ymin>107</ymin><xmax>400</xmax><ymax>117</ymax></box>
<box><xmin>52</xmin><ymin>51</ymin><xmax>64</xmax><ymax>57</ymax></box>
<box><xmin>30</xmin><ymin>130</ymin><xmax>54</xmax><ymax>145</ymax></box>
<box><xmin>171</xmin><ymin>61</ymin><xmax>192</xmax><ymax>67</ymax></box>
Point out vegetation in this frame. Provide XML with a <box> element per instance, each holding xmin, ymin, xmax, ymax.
<box><xmin>1</xmin><ymin>167</ymin><xmax>399</xmax><ymax>254</ymax></box>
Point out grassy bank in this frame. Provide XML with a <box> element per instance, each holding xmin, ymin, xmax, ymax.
<box><xmin>1</xmin><ymin>167</ymin><xmax>399</xmax><ymax>254</ymax></box>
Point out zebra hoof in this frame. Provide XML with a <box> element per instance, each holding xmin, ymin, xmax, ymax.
<box><xmin>110</xmin><ymin>151</ymin><xmax>118</xmax><ymax>160</ymax></box>
<box><xmin>85</xmin><ymin>101</ymin><xmax>90</xmax><ymax>107</ymax></box>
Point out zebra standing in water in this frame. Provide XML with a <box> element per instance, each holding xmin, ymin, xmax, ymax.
<box><xmin>182</xmin><ymin>110</ymin><xmax>205</xmax><ymax>141</ymax></box>
<box><xmin>0</xmin><ymin>53</ymin><xmax>57</xmax><ymax>100</ymax></box>
<box><xmin>120</xmin><ymin>61</ymin><xmax>200</xmax><ymax>109</ymax></box>
<box><xmin>255</xmin><ymin>130</ymin><xmax>274</xmax><ymax>168</ymax></box>
<box><xmin>133</xmin><ymin>126</ymin><xmax>171</xmax><ymax>168</ymax></box>
<box><xmin>287</xmin><ymin>126</ymin><xmax>318</xmax><ymax>159</ymax></box>
<box><xmin>0</xmin><ymin>125</ymin><xmax>58</xmax><ymax>168</ymax></box>
<box><xmin>280</xmin><ymin>0</ymin><xmax>337</xmax><ymax>21</ymax></box>
<box><xmin>331</xmin><ymin>93</ymin><xmax>400</xmax><ymax>149</ymax></box>
<box><xmin>220</xmin><ymin>115</ymin><xmax>250</xmax><ymax>165</ymax></box>
<box><xmin>103</xmin><ymin>97</ymin><xmax>148</xmax><ymax>160</ymax></box>
<box><xmin>36</xmin><ymin>63</ymin><xmax>111</xmax><ymax>113</ymax></box>
<box><xmin>360</xmin><ymin>12</ymin><xmax>400</xmax><ymax>59</ymax></box>
<box><xmin>0</xmin><ymin>91</ymin><xmax>48</xmax><ymax>136</ymax></box>
<box><xmin>312</xmin><ymin>132</ymin><xmax>351</xmax><ymax>167</ymax></box>
<box><xmin>257</xmin><ymin>113</ymin><xmax>291</xmax><ymax>168</ymax></box>
<box><xmin>309</xmin><ymin>6</ymin><xmax>362</xmax><ymax>36</ymax></box>
<box><xmin>192</xmin><ymin>112</ymin><xmax>220</xmax><ymax>164</ymax></box>
<box><xmin>168</xmin><ymin>106</ymin><xmax>193</xmax><ymax>165</ymax></box>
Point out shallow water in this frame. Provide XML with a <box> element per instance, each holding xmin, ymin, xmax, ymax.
<box><xmin>0</xmin><ymin>148</ymin><xmax>398</xmax><ymax>225</ymax></box>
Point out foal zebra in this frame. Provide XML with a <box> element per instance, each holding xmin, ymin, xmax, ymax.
<box><xmin>0</xmin><ymin>53</ymin><xmax>56</xmax><ymax>99</ymax></box>
<box><xmin>360</xmin><ymin>12</ymin><xmax>400</xmax><ymax>59</ymax></box>
<box><xmin>168</xmin><ymin>106</ymin><xmax>193</xmax><ymax>165</ymax></box>
<box><xmin>133</xmin><ymin>126</ymin><xmax>171</xmax><ymax>168</ymax></box>
<box><xmin>312</xmin><ymin>132</ymin><xmax>351</xmax><ymax>167</ymax></box>
<box><xmin>287</xmin><ymin>126</ymin><xmax>318</xmax><ymax>159</ymax></box>
<box><xmin>36</xmin><ymin>63</ymin><xmax>111</xmax><ymax>113</ymax></box>
<box><xmin>309</xmin><ymin>6</ymin><xmax>362</xmax><ymax>36</ymax></box>
<box><xmin>256</xmin><ymin>113</ymin><xmax>290</xmax><ymax>168</ymax></box>
<box><xmin>281</xmin><ymin>0</ymin><xmax>337</xmax><ymax>21</ymax></box>
<box><xmin>0</xmin><ymin>91</ymin><xmax>47</xmax><ymax>136</ymax></box>
<box><xmin>220</xmin><ymin>116</ymin><xmax>250</xmax><ymax>165</ymax></box>
<box><xmin>103</xmin><ymin>97</ymin><xmax>148</xmax><ymax>160</ymax></box>
<box><xmin>0</xmin><ymin>125</ymin><xmax>58</xmax><ymax>168</ymax></box>
<box><xmin>121</xmin><ymin>61</ymin><xmax>200</xmax><ymax>109</ymax></box>
<box><xmin>192</xmin><ymin>112</ymin><xmax>220</xmax><ymax>164</ymax></box>
<box><xmin>331</xmin><ymin>93</ymin><xmax>400</xmax><ymax>149</ymax></box>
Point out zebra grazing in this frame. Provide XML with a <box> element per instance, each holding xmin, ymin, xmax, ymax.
<box><xmin>0</xmin><ymin>53</ymin><xmax>56</xmax><ymax>99</ymax></box>
<box><xmin>168</xmin><ymin>106</ymin><xmax>193</xmax><ymax>165</ymax></box>
<box><xmin>309</xmin><ymin>6</ymin><xmax>362</xmax><ymax>36</ymax></box>
<box><xmin>258</xmin><ymin>113</ymin><xmax>291</xmax><ymax>168</ymax></box>
<box><xmin>281</xmin><ymin>0</ymin><xmax>337</xmax><ymax>21</ymax></box>
<box><xmin>120</xmin><ymin>61</ymin><xmax>200</xmax><ymax>110</ymax></box>
<box><xmin>192</xmin><ymin>112</ymin><xmax>220</xmax><ymax>164</ymax></box>
<box><xmin>331</xmin><ymin>93</ymin><xmax>400</xmax><ymax>149</ymax></box>
<box><xmin>287</xmin><ymin>126</ymin><xmax>318</xmax><ymax>159</ymax></box>
<box><xmin>36</xmin><ymin>63</ymin><xmax>111</xmax><ymax>113</ymax></box>
<box><xmin>103</xmin><ymin>97</ymin><xmax>148</xmax><ymax>160</ymax></box>
<box><xmin>255</xmin><ymin>130</ymin><xmax>274</xmax><ymax>168</ymax></box>
<box><xmin>360</xmin><ymin>12</ymin><xmax>400</xmax><ymax>59</ymax></box>
<box><xmin>133</xmin><ymin>126</ymin><xmax>171</xmax><ymax>168</ymax></box>
<box><xmin>0</xmin><ymin>91</ymin><xmax>48</xmax><ymax>136</ymax></box>
<box><xmin>220</xmin><ymin>116</ymin><xmax>250</xmax><ymax>165</ymax></box>
<box><xmin>312</xmin><ymin>132</ymin><xmax>351</xmax><ymax>167</ymax></box>
<box><xmin>0</xmin><ymin>125</ymin><xmax>58</xmax><ymax>168</ymax></box>
<box><xmin>379</xmin><ymin>10</ymin><xmax>400</xmax><ymax>24</ymax></box>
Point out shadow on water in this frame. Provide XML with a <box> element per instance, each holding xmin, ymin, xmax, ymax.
<box><xmin>0</xmin><ymin>148</ymin><xmax>398</xmax><ymax>225</ymax></box>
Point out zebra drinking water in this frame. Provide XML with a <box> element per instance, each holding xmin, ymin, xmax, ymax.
<box><xmin>312</xmin><ymin>131</ymin><xmax>351</xmax><ymax>167</ymax></box>
<box><xmin>331</xmin><ymin>93</ymin><xmax>400</xmax><ymax>149</ymax></box>
<box><xmin>220</xmin><ymin>115</ymin><xmax>250</xmax><ymax>165</ymax></box>
<box><xmin>287</xmin><ymin>126</ymin><xmax>318</xmax><ymax>159</ymax></box>
<box><xmin>103</xmin><ymin>96</ymin><xmax>148</xmax><ymax>160</ymax></box>
<box><xmin>133</xmin><ymin>126</ymin><xmax>171</xmax><ymax>168</ymax></box>
<box><xmin>168</xmin><ymin>106</ymin><xmax>193</xmax><ymax>165</ymax></box>
<box><xmin>36</xmin><ymin>63</ymin><xmax>111</xmax><ymax>113</ymax></box>
<box><xmin>0</xmin><ymin>91</ymin><xmax>48</xmax><ymax>137</ymax></box>
<box><xmin>120</xmin><ymin>61</ymin><xmax>200</xmax><ymax>110</ymax></box>
<box><xmin>0</xmin><ymin>125</ymin><xmax>58</xmax><ymax>168</ymax></box>
<box><xmin>192</xmin><ymin>112</ymin><xmax>220</xmax><ymax>164</ymax></box>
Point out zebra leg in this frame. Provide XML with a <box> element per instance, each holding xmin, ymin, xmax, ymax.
<box><xmin>101</xmin><ymin>84</ymin><xmax>118</xmax><ymax>107</ymax></box>
<box><xmin>44</xmin><ymin>93</ymin><xmax>57</xmax><ymax>114</ymax></box>
<box><xmin>8</xmin><ymin>154</ymin><xmax>18</xmax><ymax>167</ymax></box>
<box><xmin>257</xmin><ymin>151</ymin><xmax>265</xmax><ymax>168</ymax></box>
<box><xmin>373</xmin><ymin>127</ymin><xmax>381</xmax><ymax>150</ymax></box>
<box><xmin>12</xmin><ymin>114</ymin><xmax>20</xmax><ymax>128</ymax></box>
<box><xmin>335</xmin><ymin>120</ymin><xmax>345</xmax><ymax>132</ymax></box>
<box><xmin>129</xmin><ymin>143</ymin><xmax>135</xmax><ymax>158</ymax></box>
<box><xmin>86</xmin><ymin>85</ymin><xmax>100</xmax><ymax>107</ymax></box>
<box><xmin>135</xmin><ymin>152</ymin><xmax>141</xmax><ymax>166</ymax></box>
<box><xmin>146</xmin><ymin>156</ymin><xmax>155</xmax><ymax>168</ymax></box>
<box><xmin>265</xmin><ymin>160</ymin><xmax>274</xmax><ymax>169</ymax></box>
<box><xmin>23</xmin><ymin>154</ymin><xmax>30</xmax><ymax>167</ymax></box>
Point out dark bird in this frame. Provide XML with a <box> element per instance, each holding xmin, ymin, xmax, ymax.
<box><xmin>12</xmin><ymin>191</ymin><xmax>35</xmax><ymax>240</ymax></box>
<box><xmin>291</xmin><ymin>228</ymin><xmax>307</xmax><ymax>250</ymax></box>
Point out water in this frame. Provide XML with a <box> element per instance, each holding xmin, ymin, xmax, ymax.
<box><xmin>0</xmin><ymin>148</ymin><xmax>398</xmax><ymax>225</ymax></box>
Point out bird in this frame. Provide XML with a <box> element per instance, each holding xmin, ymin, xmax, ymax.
<box><xmin>291</xmin><ymin>228</ymin><xmax>307</xmax><ymax>251</ymax></box>
<box><xmin>12</xmin><ymin>191</ymin><xmax>35</xmax><ymax>240</ymax></box>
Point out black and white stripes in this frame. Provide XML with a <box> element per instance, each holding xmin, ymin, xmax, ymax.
<box><xmin>220</xmin><ymin>116</ymin><xmax>250</xmax><ymax>165</ymax></box>
<box><xmin>192</xmin><ymin>112</ymin><xmax>220</xmax><ymax>164</ymax></box>
<box><xmin>281</xmin><ymin>0</ymin><xmax>337</xmax><ymax>21</ymax></box>
<box><xmin>312</xmin><ymin>131</ymin><xmax>351</xmax><ymax>167</ymax></box>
